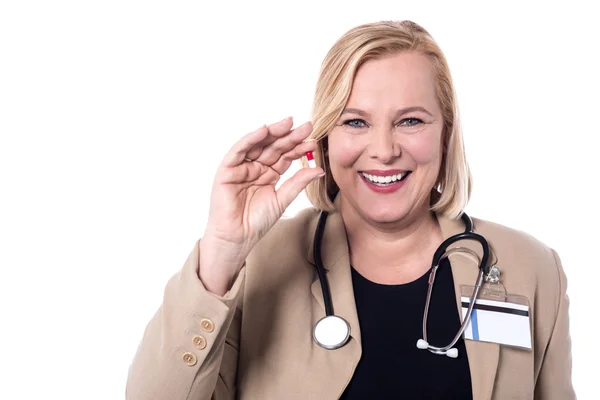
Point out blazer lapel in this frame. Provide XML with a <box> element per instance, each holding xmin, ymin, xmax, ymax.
<box><xmin>437</xmin><ymin>214</ymin><xmax>500</xmax><ymax>400</ymax></box>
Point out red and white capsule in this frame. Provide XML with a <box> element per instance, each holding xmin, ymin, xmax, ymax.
<box><xmin>305</xmin><ymin>151</ymin><xmax>316</xmax><ymax>168</ymax></box>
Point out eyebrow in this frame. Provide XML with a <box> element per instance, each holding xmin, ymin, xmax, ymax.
<box><xmin>341</xmin><ymin>106</ymin><xmax>433</xmax><ymax>118</ymax></box>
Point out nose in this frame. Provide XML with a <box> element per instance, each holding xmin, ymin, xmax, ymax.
<box><xmin>368</xmin><ymin>126</ymin><xmax>401</xmax><ymax>164</ymax></box>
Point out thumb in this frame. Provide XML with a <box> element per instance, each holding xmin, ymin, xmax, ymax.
<box><xmin>276</xmin><ymin>168</ymin><xmax>325</xmax><ymax>211</ymax></box>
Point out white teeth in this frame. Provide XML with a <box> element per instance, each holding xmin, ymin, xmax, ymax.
<box><xmin>361</xmin><ymin>172</ymin><xmax>408</xmax><ymax>185</ymax></box>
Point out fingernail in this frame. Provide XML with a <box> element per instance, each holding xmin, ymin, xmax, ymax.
<box><xmin>281</xmin><ymin>116</ymin><xmax>292</xmax><ymax>122</ymax></box>
<box><xmin>305</xmin><ymin>151</ymin><xmax>316</xmax><ymax>168</ymax></box>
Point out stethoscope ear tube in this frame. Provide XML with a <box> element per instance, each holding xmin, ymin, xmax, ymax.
<box><xmin>419</xmin><ymin>268</ymin><xmax>486</xmax><ymax>357</ymax></box>
<box><xmin>419</xmin><ymin>213</ymin><xmax>491</xmax><ymax>357</ymax></box>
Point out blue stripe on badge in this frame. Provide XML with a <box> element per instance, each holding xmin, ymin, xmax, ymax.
<box><xmin>471</xmin><ymin>309</ymin><xmax>480</xmax><ymax>340</ymax></box>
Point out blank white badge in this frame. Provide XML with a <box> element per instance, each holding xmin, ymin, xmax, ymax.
<box><xmin>461</xmin><ymin>296</ymin><xmax>532</xmax><ymax>349</ymax></box>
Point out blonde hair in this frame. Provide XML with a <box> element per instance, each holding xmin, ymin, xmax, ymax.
<box><xmin>302</xmin><ymin>20</ymin><xmax>472</xmax><ymax>219</ymax></box>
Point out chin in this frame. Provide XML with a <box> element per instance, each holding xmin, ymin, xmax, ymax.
<box><xmin>360</xmin><ymin>204</ymin><xmax>410</xmax><ymax>225</ymax></box>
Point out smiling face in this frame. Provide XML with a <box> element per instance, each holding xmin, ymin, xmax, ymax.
<box><xmin>327</xmin><ymin>51</ymin><xmax>445</xmax><ymax>226</ymax></box>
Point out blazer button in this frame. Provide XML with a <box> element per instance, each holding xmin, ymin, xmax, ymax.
<box><xmin>193</xmin><ymin>335</ymin><xmax>207</xmax><ymax>350</ymax></box>
<box><xmin>182</xmin><ymin>352</ymin><xmax>197</xmax><ymax>366</ymax></box>
<box><xmin>200</xmin><ymin>318</ymin><xmax>215</xmax><ymax>333</ymax></box>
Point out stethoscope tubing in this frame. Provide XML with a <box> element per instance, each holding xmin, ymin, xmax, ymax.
<box><xmin>314</xmin><ymin>211</ymin><xmax>334</xmax><ymax>317</ymax></box>
<box><xmin>422</xmin><ymin>269</ymin><xmax>485</xmax><ymax>354</ymax></box>
<box><xmin>312</xmin><ymin>210</ymin><xmax>492</xmax><ymax>355</ymax></box>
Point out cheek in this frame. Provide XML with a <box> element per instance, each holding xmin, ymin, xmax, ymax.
<box><xmin>328</xmin><ymin>134</ymin><xmax>365</xmax><ymax>169</ymax></box>
<box><xmin>404</xmin><ymin>132</ymin><xmax>442</xmax><ymax>165</ymax></box>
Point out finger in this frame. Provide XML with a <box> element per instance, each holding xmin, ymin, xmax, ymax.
<box><xmin>224</xmin><ymin>117</ymin><xmax>294</xmax><ymax>167</ymax></box>
<box><xmin>270</xmin><ymin>139</ymin><xmax>318</xmax><ymax>175</ymax></box>
<box><xmin>244</xmin><ymin>117</ymin><xmax>296</xmax><ymax>160</ymax></box>
<box><xmin>252</xmin><ymin>121</ymin><xmax>314</xmax><ymax>166</ymax></box>
<box><xmin>218</xmin><ymin>139</ymin><xmax>317</xmax><ymax>185</ymax></box>
<box><xmin>276</xmin><ymin>167</ymin><xmax>325</xmax><ymax>212</ymax></box>
<box><xmin>222</xmin><ymin>124</ymin><xmax>270</xmax><ymax>167</ymax></box>
<box><xmin>217</xmin><ymin>162</ymin><xmax>279</xmax><ymax>187</ymax></box>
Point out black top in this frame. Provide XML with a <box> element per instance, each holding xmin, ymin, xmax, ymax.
<box><xmin>340</xmin><ymin>258</ymin><xmax>473</xmax><ymax>400</ymax></box>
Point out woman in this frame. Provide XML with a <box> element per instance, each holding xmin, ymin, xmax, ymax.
<box><xmin>126</xmin><ymin>20</ymin><xmax>575</xmax><ymax>399</ymax></box>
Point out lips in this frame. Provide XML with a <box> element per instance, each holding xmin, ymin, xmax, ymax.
<box><xmin>359</xmin><ymin>170</ymin><xmax>412</xmax><ymax>193</ymax></box>
<box><xmin>360</xmin><ymin>171</ymin><xmax>411</xmax><ymax>185</ymax></box>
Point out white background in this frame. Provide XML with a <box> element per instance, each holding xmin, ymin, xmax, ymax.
<box><xmin>1</xmin><ymin>1</ymin><xmax>598</xmax><ymax>398</ymax></box>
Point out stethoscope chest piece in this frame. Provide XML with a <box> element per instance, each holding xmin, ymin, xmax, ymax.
<box><xmin>313</xmin><ymin>315</ymin><xmax>350</xmax><ymax>350</ymax></box>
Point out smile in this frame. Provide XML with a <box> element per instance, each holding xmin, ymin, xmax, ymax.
<box><xmin>360</xmin><ymin>171</ymin><xmax>411</xmax><ymax>186</ymax></box>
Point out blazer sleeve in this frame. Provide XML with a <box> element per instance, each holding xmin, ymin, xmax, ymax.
<box><xmin>126</xmin><ymin>239</ymin><xmax>245</xmax><ymax>400</ymax></box>
<box><xmin>534</xmin><ymin>249</ymin><xmax>576</xmax><ymax>399</ymax></box>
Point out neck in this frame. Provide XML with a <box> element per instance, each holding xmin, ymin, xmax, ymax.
<box><xmin>340</xmin><ymin>197</ymin><xmax>443</xmax><ymax>284</ymax></box>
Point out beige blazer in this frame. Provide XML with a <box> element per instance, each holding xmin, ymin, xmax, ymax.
<box><xmin>127</xmin><ymin>200</ymin><xmax>576</xmax><ymax>399</ymax></box>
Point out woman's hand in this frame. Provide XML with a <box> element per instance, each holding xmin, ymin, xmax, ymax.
<box><xmin>199</xmin><ymin>117</ymin><xmax>324</xmax><ymax>295</ymax></box>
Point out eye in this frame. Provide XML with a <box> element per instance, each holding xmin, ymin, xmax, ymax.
<box><xmin>398</xmin><ymin>117</ymin><xmax>424</xmax><ymax>127</ymax></box>
<box><xmin>343</xmin><ymin>119</ymin><xmax>368</xmax><ymax>129</ymax></box>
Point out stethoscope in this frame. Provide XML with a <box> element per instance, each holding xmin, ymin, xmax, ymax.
<box><xmin>312</xmin><ymin>210</ymin><xmax>500</xmax><ymax>358</ymax></box>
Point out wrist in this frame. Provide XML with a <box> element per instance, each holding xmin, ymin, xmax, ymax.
<box><xmin>198</xmin><ymin>237</ymin><xmax>246</xmax><ymax>295</ymax></box>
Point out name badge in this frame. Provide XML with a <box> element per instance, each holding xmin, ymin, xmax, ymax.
<box><xmin>460</xmin><ymin>291</ymin><xmax>532</xmax><ymax>350</ymax></box>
